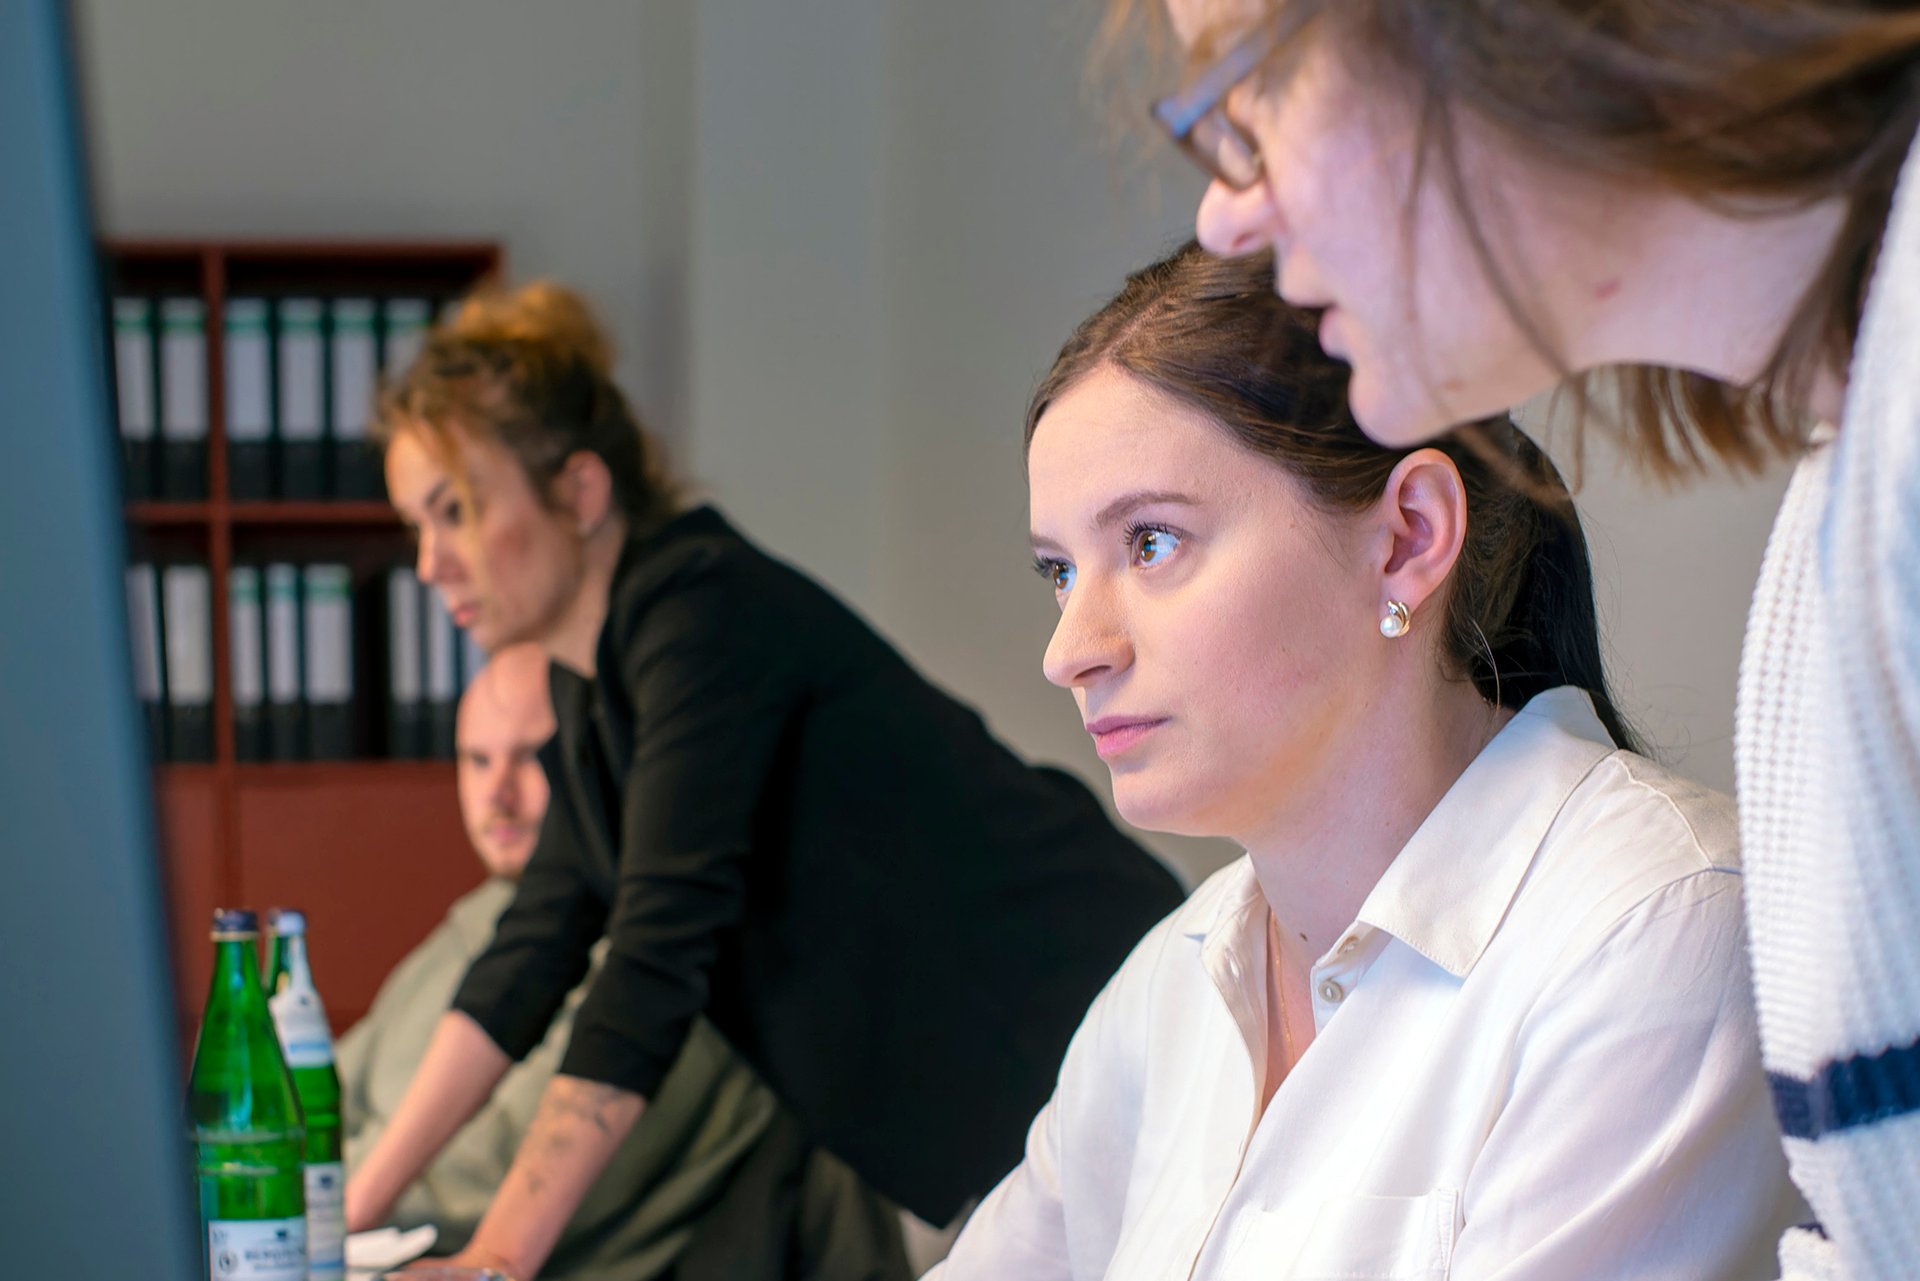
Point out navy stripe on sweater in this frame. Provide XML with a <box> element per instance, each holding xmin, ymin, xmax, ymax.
<box><xmin>1769</xmin><ymin>1033</ymin><xmax>1920</xmax><ymax>1140</ymax></box>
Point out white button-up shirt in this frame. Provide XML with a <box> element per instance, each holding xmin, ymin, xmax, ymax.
<box><xmin>931</xmin><ymin>689</ymin><xmax>1804</xmax><ymax>1281</ymax></box>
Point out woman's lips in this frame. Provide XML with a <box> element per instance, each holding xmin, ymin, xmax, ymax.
<box><xmin>1084</xmin><ymin>716</ymin><xmax>1168</xmax><ymax>761</ymax></box>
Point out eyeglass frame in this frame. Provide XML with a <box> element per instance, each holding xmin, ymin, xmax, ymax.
<box><xmin>1149</xmin><ymin>20</ymin><xmax>1286</xmax><ymax>190</ymax></box>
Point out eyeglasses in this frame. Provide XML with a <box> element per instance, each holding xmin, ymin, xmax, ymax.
<box><xmin>1150</xmin><ymin>22</ymin><xmax>1283</xmax><ymax>190</ymax></box>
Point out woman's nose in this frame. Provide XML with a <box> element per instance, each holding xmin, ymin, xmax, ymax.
<box><xmin>1042</xmin><ymin>587</ymin><xmax>1132</xmax><ymax>691</ymax></box>
<box><xmin>1196</xmin><ymin>175</ymin><xmax>1286</xmax><ymax>260</ymax></box>
<box><xmin>416</xmin><ymin>527</ymin><xmax>459</xmax><ymax>587</ymax></box>
<box><xmin>414</xmin><ymin>527</ymin><xmax>437</xmax><ymax>584</ymax></box>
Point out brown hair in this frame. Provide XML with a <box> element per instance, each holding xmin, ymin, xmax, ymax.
<box><xmin>1029</xmin><ymin>241</ymin><xmax>1639</xmax><ymax>750</ymax></box>
<box><xmin>375</xmin><ymin>280</ymin><xmax>679</xmax><ymax>530</ymax></box>
<box><xmin>1097</xmin><ymin>0</ymin><xmax>1920</xmax><ymax>478</ymax></box>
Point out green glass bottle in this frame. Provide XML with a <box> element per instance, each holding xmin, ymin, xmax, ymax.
<box><xmin>266</xmin><ymin>908</ymin><xmax>347</xmax><ymax>1281</ymax></box>
<box><xmin>188</xmin><ymin>908</ymin><xmax>308</xmax><ymax>1281</ymax></box>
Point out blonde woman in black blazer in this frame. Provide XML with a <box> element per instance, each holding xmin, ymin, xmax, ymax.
<box><xmin>344</xmin><ymin>281</ymin><xmax>1181</xmax><ymax>1281</ymax></box>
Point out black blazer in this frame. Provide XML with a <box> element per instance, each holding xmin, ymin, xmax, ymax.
<box><xmin>453</xmin><ymin>506</ymin><xmax>1182</xmax><ymax>1222</ymax></box>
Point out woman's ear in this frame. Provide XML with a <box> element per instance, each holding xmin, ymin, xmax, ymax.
<box><xmin>1373</xmin><ymin>448</ymin><xmax>1467</xmax><ymax>629</ymax></box>
<box><xmin>555</xmin><ymin>450</ymin><xmax>616</xmax><ymax>539</ymax></box>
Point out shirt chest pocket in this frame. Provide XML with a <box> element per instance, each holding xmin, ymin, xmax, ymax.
<box><xmin>1227</xmin><ymin>1189</ymin><xmax>1459</xmax><ymax>1281</ymax></box>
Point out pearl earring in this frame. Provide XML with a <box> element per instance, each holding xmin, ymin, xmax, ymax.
<box><xmin>1380</xmin><ymin>600</ymin><xmax>1411</xmax><ymax>639</ymax></box>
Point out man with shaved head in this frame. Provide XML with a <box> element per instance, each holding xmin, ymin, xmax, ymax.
<box><xmin>337</xmin><ymin>645</ymin><xmax>913</xmax><ymax>1280</ymax></box>
<box><xmin>452</xmin><ymin>643</ymin><xmax>557</xmax><ymax>882</ymax></box>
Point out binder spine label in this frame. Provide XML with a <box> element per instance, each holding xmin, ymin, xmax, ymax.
<box><xmin>382</xmin><ymin>297</ymin><xmax>431</xmax><ymax>375</ymax></box>
<box><xmin>229</xmin><ymin>567</ymin><xmax>265</xmax><ymax>707</ymax></box>
<box><xmin>330</xmin><ymin>299</ymin><xmax>377</xmax><ymax>444</ymax></box>
<box><xmin>225</xmin><ymin>299</ymin><xmax>272</xmax><ymax>444</ymax></box>
<box><xmin>159</xmin><ymin>298</ymin><xmax>207</xmax><ymax>444</ymax></box>
<box><xmin>277</xmin><ymin>300</ymin><xmax>325</xmax><ymax>443</ymax></box>
<box><xmin>113</xmin><ymin>297</ymin><xmax>156</xmax><ymax>441</ymax></box>
<box><xmin>302</xmin><ymin>565</ymin><xmax>354</xmax><ymax>703</ymax></box>
<box><xmin>160</xmin><ymin>566</ymin><xmax>213</xmax><ymax>704</ymax></box>
<box><xmin>266</xmin><ymin>564</ymin><xmax>303</xmax><ymax>705</ymax></box>
<box><xmin>425</xmin><ymin>587</ymin><xmax>457</xmax><ymax>702</ymax></box>
<box><xmin>387</xmin><ymin>568</ymin><xmax>422</xmax><ymax>704</ymax></box>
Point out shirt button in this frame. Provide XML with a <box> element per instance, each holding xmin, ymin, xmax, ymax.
<box><xmin>1337</xmin><ymin>937</ymin><xmax>1359</xmax><ymax>957</ymax></box>
<box><xmin>1319</xmin><ymin>979</ymin><xmax>1346</xmax><ymax>1005</ymax></box>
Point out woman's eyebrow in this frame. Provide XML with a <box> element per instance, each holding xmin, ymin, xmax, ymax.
<box><xmin>1029</xmin><ymin>531</ymin><xmax>1068</xmax><ymax>559</ymax></box>
<box><xmin>1094</xmin><ymin>489</ymin><xmax>1200</xmax><ymax>527</ymax></box>
<box><xmin>1031</xmin><ymin>490</ymin><xmax>1201</xmax><ymax>557</ymax></box>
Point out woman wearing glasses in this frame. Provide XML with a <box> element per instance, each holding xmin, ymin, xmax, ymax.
<box><xmin>342</xmin><ymin>281</ymin><xmax>1183</xmax><ymax>1280</ymax></box>
<box><xmin>929</xmin><ymin>243</ymin><xmax>1799</xmax><ymax>1281</ymax></box>
<box><xmin>1113</xmin><ymin>2</ymin><xmax>1920</xmax><ymax>1275</ymax></box>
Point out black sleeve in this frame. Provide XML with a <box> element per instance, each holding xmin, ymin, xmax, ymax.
<box><xmin>450</xmin><ymin>741</ymin><xmax>609</xmax><ymax>1059</ymax></box>
<box><xmin>556</xmin><ymin>556</ymin><xmax>804</xmax><ymax>1097</ymax></box>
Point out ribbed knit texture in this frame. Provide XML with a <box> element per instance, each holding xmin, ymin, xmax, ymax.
<box><xmin>1778</xmin><ymin>1225</ymin><xmax>1844</xmax><ymax>1281</ymax></box>
<box><xmin>1734</xmin><ymin>132</ymin><xmax>1920</xmax><ymax>1281</ymax></box>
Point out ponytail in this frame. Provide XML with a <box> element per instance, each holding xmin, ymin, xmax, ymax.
<box><xmin>1454</xmin><ymin>427</ymin><xmax>1639</xmax><ymax>751</ymax></box>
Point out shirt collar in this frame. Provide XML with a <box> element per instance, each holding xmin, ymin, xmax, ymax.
<box><xmin>1353</xmin><ymin>686</ymin><xmax>1616</xmax><ymax>977</ymax></box>
<box><xmin>1186</xmin><ymin>687</ymin><xmax>1617</xmax><ymax>979</ymax></box>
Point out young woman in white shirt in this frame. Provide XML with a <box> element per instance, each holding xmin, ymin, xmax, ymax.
<box><xmin>929</xmin><ymin>242</ymin><xmax>1802</xmax><ymax>1280</ymax></box>
<box><xmin>1110</xmin><ymin>5</ymin><xmax>1920</xmax><ymax>1274</ymax></box>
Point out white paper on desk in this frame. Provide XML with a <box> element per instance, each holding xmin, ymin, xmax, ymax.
<box><xmin>345</xmin><ymin>1224</ymin><xmax>437</xmax><ymax>1275</ymax></box>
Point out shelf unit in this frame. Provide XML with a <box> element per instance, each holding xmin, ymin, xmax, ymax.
<box><xmin>112</xmin><ymin>240</ymin><xmax>502</xmax><ymax>1039</ymax></box>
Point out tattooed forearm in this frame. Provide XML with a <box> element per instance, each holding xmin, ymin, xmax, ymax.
<box><xmin>544</xmin><ymin>1077</ymin><xmax>630</xmax><ymax>1137</ymax></box>
<box><xmin>515</xmin><ymin>1077</ymin><xmax>640</xmax><ymax>1187</ymax></box>
<box><xmin>466</xmin><ymin>1076</ymin><xmax>647</xmax><ymax>1280</ymax></box>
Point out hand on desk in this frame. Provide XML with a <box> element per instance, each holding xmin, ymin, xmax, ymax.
<box><xmin>402</xmin><ymin>1244</ymin><xmax>521</xmax><ymax>1280</ymax></box>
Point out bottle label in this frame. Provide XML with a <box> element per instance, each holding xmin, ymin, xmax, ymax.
<box><xmin>304</xmin><ymin>1161</ymin><xmax>347</xmax><ymax>1279</ymax></box>
<box><xmin>207</xmin><ymin>1218</ymin><xmax>307</xmax><ymax>1280</ymax></box>
<box><xmin>268</xmin><ymin>987</ymin><xmax>335</xmax><ymax>1068</ymax></box>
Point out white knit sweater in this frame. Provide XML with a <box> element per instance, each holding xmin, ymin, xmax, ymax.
<box><xmin>1735</xmin><ymin>134</ymin><xmax>1920</xmax><ymax>1280</ymax></box>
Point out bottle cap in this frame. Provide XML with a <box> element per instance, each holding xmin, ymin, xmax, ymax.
<box><xmin>266</xmin><ymin>907</ymin><xmax>307</xmax><ymax>936</ymax></box>
<box><xmin>210</xmin><ymin>908</ymin><xmax>258</xmax><ymax>936</ymax></box>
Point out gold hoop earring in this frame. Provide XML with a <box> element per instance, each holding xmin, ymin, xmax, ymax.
<box><xmin>1380</xmin><ymin>600</ymin><xmax>1411</xmax><ymax>639</ymax></box>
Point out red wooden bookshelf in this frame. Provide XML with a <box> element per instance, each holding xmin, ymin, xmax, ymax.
<box><xmin>228</xmin><ymin>501</ymin><xmax>404</xmax><ymax>525</ymax></box>
<box><xmin>113</xmin><ymin>239</ymin><xmax>500</xmax><ymax>1039</ymax></box>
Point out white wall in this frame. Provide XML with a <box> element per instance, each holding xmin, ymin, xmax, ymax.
<box><xmin>78</xmin><ymin>0</ymin><xmax>1791</xmax><ymax>886</ymax></box>
<box><xmin>867</xmin><ymin>0</ymin><xmax>1233</xmax><ymax>878</ymax></box>
<box><xmin>684</xmin><ymin>0</ymin><xmax>892</xmax><ymax>607</ymax></box>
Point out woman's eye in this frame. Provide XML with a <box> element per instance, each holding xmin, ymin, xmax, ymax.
<box><xmin>1130</xmin><ymin>527</ymin><xmax>1180</xmax><ymax>567</ymax></box>
<box><xmin>1035</xmin><ymin>557</ymin><xmax>1076</xmax><ymax>594</ymax></box>
<box><xmin>438</xmin><ymin>499</ymin><xmax>464</xmax><ymax>527</ymax></box>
